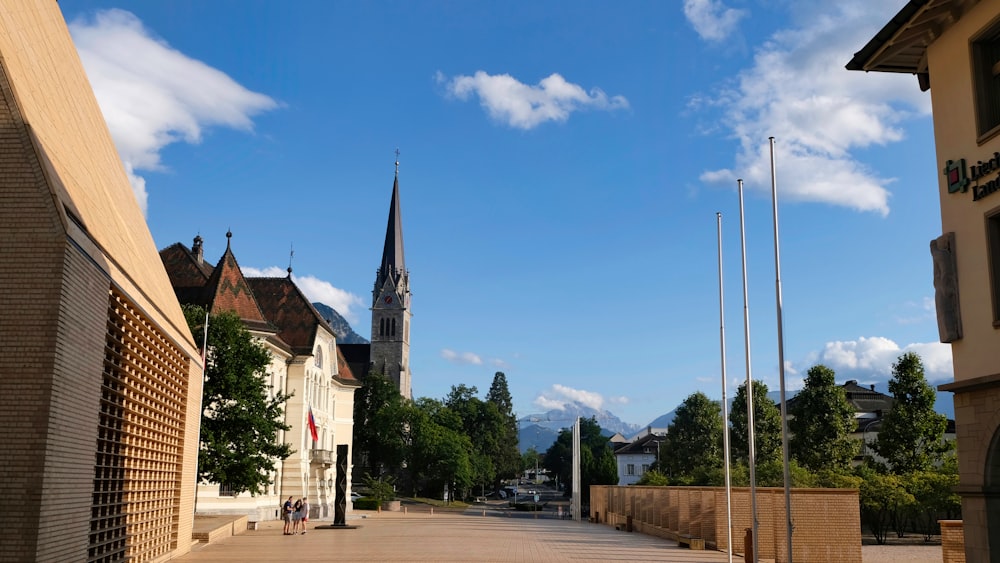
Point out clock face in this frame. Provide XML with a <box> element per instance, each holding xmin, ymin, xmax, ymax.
<box><xmin>383</xmin><ymin>295</ymin><xmax>393</xmax><ymax>305</ymax></box>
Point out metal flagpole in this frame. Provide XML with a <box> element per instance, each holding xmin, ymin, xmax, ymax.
<box><xmin>769</xmin><ymin>137</ymin><xmax>794</xmax><ymax>561</ymax></box>
<box><xmin>717</xmin><ymin>212</ymin><xmax>734</xmax><ymax>563</ymax></box>
<box><xmin>572</xmin><ymin>417</ymin><xmax>581</xmax><ymax>521</ymax></box>
<box><xmin>193</xmin><ymin>311</ymin><xmax>209</xmax><ymax>516</ymax></box>
<box><xmin>738</xmin><ymin>179</ymin><xmax>760</xmax><ymax>562</ymax></box>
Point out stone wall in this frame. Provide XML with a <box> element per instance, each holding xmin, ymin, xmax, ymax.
<box><xmin>590</xmin><ymin>485</ymin><xmax>861</xmax><ymax>563</ymax></box>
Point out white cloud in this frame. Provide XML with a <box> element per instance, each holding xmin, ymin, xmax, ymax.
<box><xmin>697</xmin><ymin>1</ymin><xmax>931</xmax><ymax>216</ymax></box>
<box><xmin>440</xmin><ymin>349</ymin><xmax>484</xmax><ymax>365</ymax></box>
<box><xmin>69</xmin><ymin>9</ymin><xmax>278</xmax><ymax>214</ymax></box>
<box><xmin>440</xmin><ymin>70</ymin><xmax>628</xmax><ymax>129</ymax></box>
<box><xmin>490</xmin><ymin>358</ymin><xmax>510</xmax><ymax>369</ymax></box>
<box><xmin>683</xmin><ymin>0</ymin><xmax>746</xmax><ymax>42</ymax></box>
<box><xmin>813</xmin><ymin>335</ymin><xmax>953</xmax><ymax>383</ymax></box>
<box><xmin>242</xmin><ymin>266</ymin><xmax>364</xmax><ymax>325</ymax></box>
<box><xmin>534</xmin><ymin>384</ymin><xmax>606</xmax><ymax>411</ymax></box>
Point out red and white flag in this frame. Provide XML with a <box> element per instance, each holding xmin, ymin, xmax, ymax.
<box><xmin>307</xmin><ymin>406</ymin><xmax>319</xmax><ymax>442</ymax></box>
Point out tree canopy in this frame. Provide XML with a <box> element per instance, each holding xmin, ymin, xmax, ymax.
<box><xmin>543</xmin><ymin>416</ymin><xmax>617</xmax><ymax>503</ymax></box>
<box><xmin>352</xmin><ymin>372</ymin><xmax>408</xmax><ymax>476</ymax></box>
<box><xmin>730</xmin><ymin>380</ymin><xmax>782</xmax><ymax>465</ymax></box>
<box><xmin>662</xmin><ymin>392</ymin><xmax>723</xmax><ymax>480</ymax></box>
<box><xmin>872</xmin><ymin>352</ymin><xmax>951</xmax><ymax>473</ymax></box>
<box><xmin>184</xmin><ymin>305</ymin><xmax>292</xmax><ymax>495</ymax></box>
<box><xmin>788</xmin><ymin>364</ymin><xmax>858</xmax><ymax>471</ymax></box>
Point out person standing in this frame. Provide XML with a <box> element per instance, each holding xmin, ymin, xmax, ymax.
<box><xmin>282</xmin><ymin>496</ymin><xmax>294</xmax><ymax>535</ymax></box>
<box><xmin>291</xmin><ymin>497</ymin><xmax>303</xmax><ymax>534</ymax></box>
<box><xmin>300</xmin><ymin>497</ymin><xmax>310</xmax><ymax>534</ymax></box>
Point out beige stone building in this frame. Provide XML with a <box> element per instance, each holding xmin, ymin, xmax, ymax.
<box><xmin>0</xmin><ymin>1</ymin><xmax>203</xmax><ymax>561</ymax></box>
<box><xmin>160</xmin><ymin>235</ymin><xmax>361</xmax><ymax>522</ymax></box>
<box><xmin>850</xmin><ymin>0</ymin><xmax>1000</xmax><ymax>559</ymax></box>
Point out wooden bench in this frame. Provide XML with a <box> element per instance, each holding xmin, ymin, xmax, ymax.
<box><xmin>676</xmin><ymin>534</ymin><xmax>705</xmax><ymax>550</ymax></box>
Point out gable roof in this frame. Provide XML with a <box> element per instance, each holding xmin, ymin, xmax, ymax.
<box><xmin>202</xmin><ymin>239</ymin><xmax>271</xmax><ymax>332</ymax></box>
<box><xmin>613</xmin><ymin>432</ymin><xmax>665</xmax><ymax>456</ymax></box>
<box><xmin>335</xmin><ymin>345</ymin><xmax>361</xmax><ymax>387</ymax></box>
<box><xmin>247</xmin><ymin>276</ymin><xmax>336</xmax><ymax>355</ymax></box>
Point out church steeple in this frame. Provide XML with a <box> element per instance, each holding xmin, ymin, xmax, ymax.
<box><xmin>370</xmin><ymin>154</ymin><xmax>412</xmax><ymax>399</ymax></box>
<box><xmin>376</xmin><ymin>154</ymin><xmax>405</xmax><ymax>291</ymax></box>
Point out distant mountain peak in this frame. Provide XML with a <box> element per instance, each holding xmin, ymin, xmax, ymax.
<box><xmin>311</xmin><ymin>302</ymin><xmax>368</xmax><ymax>344</ymax></box>
<box><xmin>518</xmin><ymin>400</ymin><xmax>642</xmax><ymax>437</ymax></box>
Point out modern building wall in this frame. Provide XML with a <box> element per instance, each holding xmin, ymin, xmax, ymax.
<box><xmin>0</xmin><ymin>2</ymin><xmax>202</xmax><ymax>561</ymax></box>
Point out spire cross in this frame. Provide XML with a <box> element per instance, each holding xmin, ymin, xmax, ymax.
<box><xmin>395</xmin><ymin>148</ymin><xmax>400</xmax><ymax>175</ymax></box>
<box><xmin>287</xmin><ymin>243</ymin><xmax>294</xmax><ymax>276</ymax></box>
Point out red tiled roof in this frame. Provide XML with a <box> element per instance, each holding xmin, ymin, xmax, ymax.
<box><xmin>335</xmin><ymin>345</ymin><xmax>360</xmax><ymax>385</ymax></box>
<box><xmin>203</xmin><ymin>246</ymin><xmax>269</xmax><ymax>326</ymax></box>
<box><xmin>159</xmin><ymin>242</ymin><xmax>214</xmax><ymax>289</ymax></box>
<box><xmin>248</xmin><ymin>276</ymin><xmax>334</xmax><ymax>355</ymax></box>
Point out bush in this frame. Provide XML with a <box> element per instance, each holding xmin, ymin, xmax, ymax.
<box><xmin>352</xmin><ymin>498</ymin><xmax>379</xmax><ymax>510</ymax></box>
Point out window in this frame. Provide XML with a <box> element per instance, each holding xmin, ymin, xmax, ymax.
<box><xmin>642</xmin><ymin>464</ymin><xmax>650</xmax><ymax>474</ymax></box>
<box><xmin>626</xmin><ymin>463</ymin><xmax>635</xmax><ymax>476</ymax></box>
<box><xmin>973</xmin><ymin>22</ymin><xmax>1000</xmax><ymax>139</ymax></box>
<box><xmin>989</xmin><ymin>210</ymin><xmax>1000</xmax><ymax>325</ymax></box>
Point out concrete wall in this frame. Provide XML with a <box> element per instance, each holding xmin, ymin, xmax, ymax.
<box><xmin>590</xmin><ymin>485</ymin><xmax>861</xmax><ymax>563</ymax></box>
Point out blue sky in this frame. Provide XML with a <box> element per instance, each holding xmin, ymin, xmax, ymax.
<box><xmin>58</xmin><ymin>0</ymin><xmax>950</xmax><ymax>427</ymax></box>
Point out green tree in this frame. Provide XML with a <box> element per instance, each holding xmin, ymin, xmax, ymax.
<box><xmin>730</xmin><ymin>380</ymin><xmax>782</xmax><ymax>465</ymax></box>
<box><xmin>184</xmin><ymin>305</ymin><xmax>292</xmax><ymax>495</ymax></box>
<box><xmin>662</xmin><ymin>392</ymin><xmax>723</xmax><ymax>481</ymax></box>
<box><xmin>788</xmin><ymin>365</ymin><xmax>858</xmax><ymax>471</ymax></box>
<box><xmin>408</xmin><ymin>398</ymin><xmax>473</xmax><ymax>500</ymax></box>
<box><xmin>905</xmin><ymin>469</ymin><xmax>961</xmax><ymax>541</ymax></box>
<box><xmin>353</xmin><ymin>372</ymin><xmax>408</xmax><ymax>477</ymax></box>
<box><xmin>872</xmin><ymin>353</ymin><xmax>952</xmax><ymax>473</ymax></box>
<box><xmin>635</xmin><ymin>469</ymin><xmax>670</xmax><ymax>486</ymax></box>
<box><xmin>542</xmin><ymin>417</ymin><xmax>617</xmax><ymax>503</ymax></box>
<box><xmin>857</xmin><ymin>467</ymin><xmax>915</xmax><ymax>544</ymax></box>
<box><xmin>486</xmin><ymin>372</ymin><xmax>522</xmax><ymax>484</ymax></box>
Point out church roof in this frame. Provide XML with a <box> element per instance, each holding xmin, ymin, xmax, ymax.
<box><xmin>339</xmin><ymin>343</ymin><xmax>372</xmax><ymax>380</ymax></box>
<box><xmin>247</xmin><ymin>276</ymin><xmax>336</xmax><ymax>355</ymax></box>
<box><xmin>377</xmin><ymin>170</ymin><xmax>406</xmax><ymax>285</ymax></box>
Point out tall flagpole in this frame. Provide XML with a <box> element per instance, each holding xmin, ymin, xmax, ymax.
<box><xmin>572</xmin><ymin>417</ymin><xmax>581</xmax><ymax>521</ymax></box>
<box><xmin>770</xmin><ymin>137</ymin><xmax>794</xmax><ymax>561</ymax></box>
<box><xmin>738</xmin><ymin>179</ymin><xmax>759</xmax><ymax>561</ymax></box>
<box><xmin>193</xmin><ymin>310</ymin><xmax>209</xmax><ymax>516</ymax></box>
<box><xmin>717</xmin><ymin>212</ymin><xmax>734</xmax><ymax>563</ymax></box>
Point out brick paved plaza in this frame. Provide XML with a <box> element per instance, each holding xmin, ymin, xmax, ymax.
<box><xmin>173</xmin><ymin>510</ymin><xmax>733</xmax><ymax>562</ymax></box>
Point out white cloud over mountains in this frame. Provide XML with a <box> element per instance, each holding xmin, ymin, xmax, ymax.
<box><xmin>69</xmin><ymin>9</ymin><xmax>278</xmax><ymax>214</ymax></box>
<box><xmin>808</xmin><ymin>335</ymin><xmax>953</xmax><ymax>383</ymax></box>
<box><xmin>439</xmin><ymin>71</ymin><xmax>628</xmax><ymax>130</ymax></box>
<box><xmin>534</xmin><ymin>384</ymin><xmax>621</xmax><ymax>412</ymax></box>
<box><xmin>683</xmin><ymin>0</ymin><xmax>747</xmax><ymax>42</ymax></box>
<box><xmin>696</xmin><ymin>1</ymin><xmax>931</xmax><ymax>216</ymax></box>
<box><xmin>241</xmin><ymin>266</ymin><xmax>364</xmax><ymax>325</ymax></box>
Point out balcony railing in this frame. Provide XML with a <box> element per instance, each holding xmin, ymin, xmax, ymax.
<box><xmin>310</xmin><ymin>448</ymin><xmax>333</xmax><ymax>466</ymax></box>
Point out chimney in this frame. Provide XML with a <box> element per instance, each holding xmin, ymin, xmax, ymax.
<box><xmin>870</xmin><ymin>384</ymin><xmax>875</xmax><ymax>391</ymax></box>
<box><xmin>192</xmin><ymin>235</ymin><xmax>204</xmax><ymax>264</ymax></box>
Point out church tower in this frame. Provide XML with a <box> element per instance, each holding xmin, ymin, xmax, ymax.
<box><xmin>370</xmin><ymin>157</ymin><xmax>412</xmax><ymax>398</ymax></box>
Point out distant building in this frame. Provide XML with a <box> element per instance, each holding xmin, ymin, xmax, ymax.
<box><xmin>0</xmin><ymin>2</ymin><xmax>202</xmax><ymax>560</ymax></box>
<box><xmin>613</xmin><ymin>428</ymin><xmax>667</xmax><ymax>485</ymax></box>
<box><xmin>849</xmin><ymin>1</ymin><xmax>1000</xmax><ymax>558</ymax></box>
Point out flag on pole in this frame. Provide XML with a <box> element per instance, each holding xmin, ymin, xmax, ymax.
<box><xmin>307</xmin><ymin>406</ymin><xmax>319</xmax><ymax>442</ymax></box>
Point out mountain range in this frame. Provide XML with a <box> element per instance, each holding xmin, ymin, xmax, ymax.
<box><xmin>312</xmin><ymin>302</ymin><xmax>368</xmax><ymax>344</ymax></box>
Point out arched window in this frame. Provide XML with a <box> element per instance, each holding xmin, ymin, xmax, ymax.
<box><xmin>379</xmin><ymin>318</ymin><xmax>385</xmax><ymax>337</ymax></box>
<box><xmin>314</xmin><ymin>346</ymin><xmax>324</xmax><ymax>370</ymax></box>
<box><xmin>391</xmin><ymin>318</ymin><xmax>396</xmax><ymax>336</ymax></box>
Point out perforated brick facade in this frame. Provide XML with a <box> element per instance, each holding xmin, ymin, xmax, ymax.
<box><xmin>0</xmin><ymin>2</ymin><xmax>202</xmax><ymax>561</ymax></box>
<box><xmin>590</xmin><ymin>485</ymin><xmax>862</xmax><ymax>563</ymax></box>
